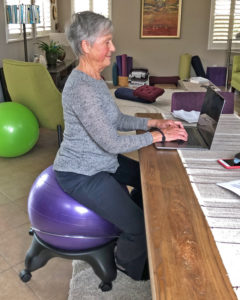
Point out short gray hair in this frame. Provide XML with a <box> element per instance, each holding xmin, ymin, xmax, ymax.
<box><xmin>65</xmin><ymin>11</ymin><xmax>113</xmax><ymax>57</ymax></box>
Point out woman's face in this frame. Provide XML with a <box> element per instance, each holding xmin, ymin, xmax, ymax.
<box><xmin>87</xmin><ymin>33</ymin><xmax>115</xmax><ymax>70</ymax></box>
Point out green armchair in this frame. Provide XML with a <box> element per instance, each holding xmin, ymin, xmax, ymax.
<box><xmin>3</xmin><ymin>59</ymin><xmax>64</xmax><ymax>146</ymax></box>
<box><xmin>231</xmin><ymin>55</ymin><xmax>240</xmax><ymax>91</ymax></box>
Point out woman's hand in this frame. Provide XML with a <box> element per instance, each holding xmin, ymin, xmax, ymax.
<box><xmin>151</xmin><ymin>127</ymin><xmax>188</xmax><ymax>143</ymax></box>
<box><xmin>148</xmin><ymin>119</ymin><xmax>184</xmax><ymax>129</ymax></box>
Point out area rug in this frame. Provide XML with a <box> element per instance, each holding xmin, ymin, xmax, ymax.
<box><xmin>68</xmin><ymin>260</ymin><xmax>152</xmax><ymax>300</ymax></box>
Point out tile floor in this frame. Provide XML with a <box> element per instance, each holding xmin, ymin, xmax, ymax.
<box><xmin>0</xmin><ymin>129</ymin><xmax>72</xmax><ymax>300</ymax></box>
<box><xmin>0</xmin><ymin>89</ymin><xmax>239</xmax><ymax>300</ymax></box>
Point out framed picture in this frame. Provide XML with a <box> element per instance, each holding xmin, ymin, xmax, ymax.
<box><xmin>141</xmin><ymin>0</ymin><xmax>182</xmax><ymax>38</ymax></box>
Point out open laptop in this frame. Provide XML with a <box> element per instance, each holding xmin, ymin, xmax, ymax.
<box><xmin>154</xmin><ymin>86</ymin><xmax>225</xmax><ymax>150</ymax></box>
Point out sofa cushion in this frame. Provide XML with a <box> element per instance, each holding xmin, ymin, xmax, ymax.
<box><xmin>114</xmin><ymin>88</ymin><xmax>151</xmax><ymax>104</ymax></box>
<box><xmin>133</xmin><ymin>85</ymin><xmax>165</xmax><ymax>102</ymax></box>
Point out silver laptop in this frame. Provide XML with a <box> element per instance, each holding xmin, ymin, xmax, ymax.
<box><xmin>154</xmin><ymin>87</ymin><xmax>225</xmax><ymax>150</ymax></box>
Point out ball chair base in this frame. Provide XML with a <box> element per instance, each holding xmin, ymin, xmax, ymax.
<box><xmin>19</xmin><ymin>230</ymin><xmax>117</xmax><ymax>292</ymax></box>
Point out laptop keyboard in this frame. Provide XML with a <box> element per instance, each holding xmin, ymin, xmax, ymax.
<box><xmin>185</xmin><ymin>127</ymin><xmax>200</xmax><ymax>144</ymax></box>
<box><xmin>171</xmin><ymin>127</ymin><xmax>201</xmax><ymax>145</ymax></box>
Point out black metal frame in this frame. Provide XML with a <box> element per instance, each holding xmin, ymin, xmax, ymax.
<box><xmin>19</xmin><ymin>231</ymin><xmax>117</xmax><ymax>292</ymax></box>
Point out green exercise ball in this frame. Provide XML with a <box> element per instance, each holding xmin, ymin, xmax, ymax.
<box><xmin>0</xmin><ymin>102</ymin><xmax>39</xmax><ymax>157</ymax></box>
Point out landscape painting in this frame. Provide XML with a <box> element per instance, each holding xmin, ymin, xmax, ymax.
<box><xmin>141</xmin><ymin>0</ymin><xmax>182</xmax><ymax>38</ymax></box>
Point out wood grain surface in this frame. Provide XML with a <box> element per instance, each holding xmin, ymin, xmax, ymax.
<box><xmin>136</xmin><ymin>113</ymin><xmax>236</xmax><ymax>300</ymax></box>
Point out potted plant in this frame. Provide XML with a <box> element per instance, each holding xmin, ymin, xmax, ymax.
<box><xmin>38</xmin><ymin>40</ymin><xmax>65</xmax><ymax>65</ymax></box>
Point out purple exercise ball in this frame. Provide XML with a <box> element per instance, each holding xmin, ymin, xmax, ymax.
<box><xmin>28</xmin><ymin>166</ymin><xmax>120</xmax><ymax>250</ymax></box>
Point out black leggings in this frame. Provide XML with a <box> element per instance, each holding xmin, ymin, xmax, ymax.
<box><xmin>55</xmin><ymin>154</ymin><xmax>147</xmax><ymax>280</ymax></box>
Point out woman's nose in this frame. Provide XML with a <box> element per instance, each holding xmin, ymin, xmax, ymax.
<box><xmin>110</xmin><ymin>41</ymin><xmax>115</xmax><ymax>52</ymax></box>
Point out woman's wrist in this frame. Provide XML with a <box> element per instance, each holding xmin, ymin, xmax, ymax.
<box><xmin>151</xmin><ymin>130</ymin><xmax>165</xmax><ymax>143</ymax></box>
<box><xmin>147</xmin><ymin>119</ymin><xmax>157</xmax><ymax>128</ymax></box>
<box><xmin>157</xmin><ymin>129</ymin><xmax>166</xmax><ymax>143</ymax></box>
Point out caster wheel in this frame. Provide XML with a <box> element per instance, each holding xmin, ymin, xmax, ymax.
<box><xmin>28</xmin><ymin>228</ymin><xmax>34</xmax><ymax>236</ymax></box>
<box><xmin>19</xmin><ymin>269</ymin><xmax>32</xmax><ymax>282</ymax></box>
<box><xmin>99</xmin><ymin>281</ymin><xmax>112</xmax><ymax>292</ymax></box>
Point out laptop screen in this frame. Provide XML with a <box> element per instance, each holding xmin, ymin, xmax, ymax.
<box><xmin>197</xmin><ymin>87</ymin><xmax>225</xmax><ymax>147</ymax></box>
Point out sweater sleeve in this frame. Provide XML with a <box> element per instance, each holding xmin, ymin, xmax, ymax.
<box><xmin>116</xmin><ymin>109</ymin><xmax>150</xmax><ymax>131</ymax></box>
<box><xmin>72</xmin><ymin>86</ymin><xmax>153</xmax><ymax>154</ymax></box>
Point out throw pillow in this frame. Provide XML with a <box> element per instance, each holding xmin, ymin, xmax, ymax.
<box><xmin>133</xmin><ymin>85</ymin><xmax>165</xmax><ymax>102</ymax></box>
<box><xmin>114</xmin><ymin>88</ymin><xmax>151</xmax><ymax>104</ymax></box>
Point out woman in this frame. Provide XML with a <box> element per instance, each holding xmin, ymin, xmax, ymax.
<box><xmin>53</xmin><ymin>11</ymin><xmax>187</xmax><ymax>281</ymax></box>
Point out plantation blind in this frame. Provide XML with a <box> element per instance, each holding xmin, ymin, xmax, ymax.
<box><xmin>35</xmin><ymin>0</ymin><xmax>51</xmax><ymax>36</ymax></box>
<box><xmin>5</xmin><ymin>0</ymin><xmax>32</xmax><ymax>40</ymax></box>
<box><xmin>5</xmin><ymin>0</ymin><xmax>51</xmax><ymax>42</ymax></box>
<box><xmin>208</xmin><ymin>0</ymin><xmax>240</xmax><ymax>50</ymax></box>
<box><xmin>73</xmin><ymin>0</ymin><xmax>111</xmax><ymax>19</ymax></box>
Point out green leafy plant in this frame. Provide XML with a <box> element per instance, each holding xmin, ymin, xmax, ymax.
<box><xmin>38</xmin><ymin>40</ymin><xmax>64</xmax><ymax>55</ymax></box>
<box><xmin>38</xmin><ymin>40</ymin><xmax>65</xmax><ymax>65</ymax></box>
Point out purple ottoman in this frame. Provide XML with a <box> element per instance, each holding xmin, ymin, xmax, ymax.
<box><xmin>171</xmin><ymin>91</ymin><xmax>234</xmax><ymax>114</ymax></box>
<box><xmin>206</xmin><ymin>67</ymin><xmax>227</xmax><ymax>86</ymax></box>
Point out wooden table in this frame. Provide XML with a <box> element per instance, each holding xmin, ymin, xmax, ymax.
<box><xmin>136</xmin><ymin>113</ymin><xmax>237</xmax><ymax>300</ymax></box>
<box><xmin>47</xmin><ymin>59</ymin><xmax>77</xmax><ymax>90</ymax></box>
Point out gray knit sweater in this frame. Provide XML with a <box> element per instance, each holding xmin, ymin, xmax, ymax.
<box><xmin>53</xmin><ymin>69</ymin><xmax>153</xmax><ymax>175</ymax></box>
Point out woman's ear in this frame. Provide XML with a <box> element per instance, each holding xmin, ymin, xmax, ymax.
<box><xmin>81</xmin><ymin>40</ymin><xmax>91</xmax><ymax>54</ymax></box>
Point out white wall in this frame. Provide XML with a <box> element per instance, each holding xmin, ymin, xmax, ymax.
<box><xmin>106</xmin><ymin>0</ymin><xmax>226</xmax><ymax>80</ymax></box>
<box><xmin>57</xmin><ymin>0</ymin><xmax>227</xmax><ymax>81</ymax></box>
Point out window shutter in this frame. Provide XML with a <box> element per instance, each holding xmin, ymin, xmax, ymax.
<box><xmin>5</xmin><ymin>0</ymin><xmax>32</xmax><ymax>40</ymax></box>
<box><xmin>74</xmin><ymin>0</ymin><xmax>90</xmax><ymax>13</ymax></box>
<box><xmin>209</xmin><ymin>0</ymin><xmax>240</xmax><ymax>50</ymax></box>
<box><xmin>35</xmin><ymin>0</ymin><xmax>51</xmax><ymax>36</ymax></box>
<box><xmin>93</xmin><ymin>0</ymin><xmax>110</xmax><ymax>18</ymax></box>
<box><xmin>5</xmin><ymin>0</ymin><xmax>52</xmax><ymax>42</ymax></box>
<box><xmin>73</xmin><ymin>0</ymin><xmax>111</xmax><ymax>19</ymax></box>
<box><xmin>233</xmin><ymin>0</ymin><xmax>240</xmax><ymax>39</ymax></box>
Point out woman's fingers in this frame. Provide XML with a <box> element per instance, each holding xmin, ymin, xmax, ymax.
<box><xmin>163</xmin><ymin>127</ymin><xmax>188</xmax><ymax>142</ymax></box>
<box><xmin>172</xmin><ymin>121</ymin><xmax>184</xmax><ymax>129</ymax></box>
<box><xmin>151</xmin><ymin>128</ymin><xmax>188</xmax><ymax>143</ymax></box>
<box><xmin>148</xmin><ymin>119</ymin><xmax>184</xmax><ymax>129</ymax></box>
